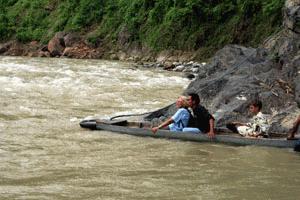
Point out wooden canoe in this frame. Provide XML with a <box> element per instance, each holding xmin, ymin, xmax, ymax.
<box><xmin>79</xmin><ymin>119</ymin><xmax>300</xmax><ymax>149</ymax></box>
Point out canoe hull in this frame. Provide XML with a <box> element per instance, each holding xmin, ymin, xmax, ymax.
<box><xmin>82</xmin><ymin>121</ymin><xmax>299</xmax><ymax>149</ymax></box>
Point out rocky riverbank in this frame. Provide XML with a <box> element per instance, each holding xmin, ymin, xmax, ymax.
<box><xmin>0</xmin><ymin>31</ymin><xmax>208</xmax><ymax>79</ymax></box>
<box><xmin>0</xmin><ymin>30</ymin><xmax>197</xmax><ymax>61</ymax></box>
<box><xmin>0</xmin><ymin>31</ymin><xmax>204</xmax><ymax>79</ymax></box>
<box><xmin>146</xmin><ymin>0</ymin><xmax>300</xmax><ymax>134</ymax></box>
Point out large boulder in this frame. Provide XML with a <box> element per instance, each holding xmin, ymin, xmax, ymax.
<box><xmin>48</xmin><ymin>32</ymin><xmax>66</xmax><ymax>57</ymax></box>
<box><xmin>64</xmin><ymin>32</ymin><xmax>81</xmax><ymax>47</ymax></box>
<box><xmin>184</xmin><ymin>45</ymin><xmax>297</xmax><ymax>122</ymax></box>
<box><xmin>118</xmin><ymin>26</ymin><xmax>131</xmax><ymax>47</ymax></box>
<box><xmin>0</xmin><ymin>42</ymin><xmax>11</xmax><ymax>54</ymax></box>
<box><xmin>146</xmin><ymin>44</ymin><xmax>300</xmax><ymax>133</ymax></box>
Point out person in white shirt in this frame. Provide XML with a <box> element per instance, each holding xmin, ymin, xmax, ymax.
<box><xmin>226</xmin><ymin>99</ymin><xmax>270</xmax><ymax>137</ymax></box>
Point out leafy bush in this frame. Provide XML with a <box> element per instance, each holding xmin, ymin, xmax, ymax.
<box><xmin>0</xmin><ymin>0</ymin><xmax>285</xmax><ymax>57</ymax></box>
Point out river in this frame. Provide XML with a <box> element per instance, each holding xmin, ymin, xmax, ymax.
<box><xmin>0</xmin><ymin>56</ymin><xmax>300</xmax><ymax>200</ymax></box>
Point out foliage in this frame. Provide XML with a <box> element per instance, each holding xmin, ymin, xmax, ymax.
<box><xmin>0</xmin><ymin>0</ymin><xmax>285</xmax><ymax>57</ymax></box>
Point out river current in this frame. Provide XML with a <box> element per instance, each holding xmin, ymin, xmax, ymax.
<box><xmin>0</xmin><ymin>56</ymin><xmax>300</xmax><ymax>200</ymax></box>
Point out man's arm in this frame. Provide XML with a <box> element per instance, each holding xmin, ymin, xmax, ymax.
<box><xmin>207</xmin><ymin>118</ymin><xmax>215</xmax><ymax>138</ymax></box>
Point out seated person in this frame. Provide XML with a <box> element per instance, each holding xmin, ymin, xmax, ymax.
<box><xmin>287</xmin><ymin>115</ymin><xmax>300</xmax><ymax>140</ymax></box>
<box><xmin>226</xmin><ymin>99</ymin><xmax>270</xmax><ymax>137</ymax></box>
<box><xmin>182</xmin><ymin>93</ymin><xmax>215</xmax><ymax>138</ymax></box>
<box><xmin>151</xmin><ymin>96</ymin><xmax>190</xmax><ymax>133</ymax></box>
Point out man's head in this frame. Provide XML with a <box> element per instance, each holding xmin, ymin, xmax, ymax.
<box><xmin>188</xmin><ymin>93</ymin><xmax>200</xmax><ymax>108</ymax></box>
<box><xmin>249</xmin><ymin>99</ymin><xmax>262</xmax><ymax>115</ymax></box>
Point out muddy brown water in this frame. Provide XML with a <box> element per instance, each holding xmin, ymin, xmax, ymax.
<box><xmin>0</xmin><ymin>56</ymin><xmax>300</xmax><ymax>200</ymax></box>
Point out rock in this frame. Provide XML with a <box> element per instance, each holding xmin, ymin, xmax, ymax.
<box><xmin>284</xmin><ymin>0</ymin><xmax>300</xmax><ymax>33</ymax></box>
<box><xmin>184</xmin><ymin>73</ymin><xmax>196</xmax><ymax>80</ymax></box>
<box><xmin>186</xmin><ymin>61</ymin><xmax>194</xmax><ymax>65</ymax></box>
<box><xmin>191</xmin><ymin>67</ymin><xmax>199</xmax><ymax>73</ymax></box>
<box><xmin>145</xmin><ymin>42</ymin><xmax>300</xmax><ymax>133</ymax></box>
<box><xmin>3</xmin><ymin>41</ymin><xmax>24</xmax><ymax>56</ymax></box>
<box><xmin>110</xmin><ymin>54</ymin><xmax>119</xmax><ymax>60</ymax></box>
<box><xmin>48</xmin><ymin>32</ymin><xmax>66</xmax><ymax>57</ymax></box>
<box><xmin>64</xmin><ymin>33</ymin><xmax>80</xmax><ymax>47</ymax></box>
<box><xmin>156</xmin><ymin>51</ymin><xmax>170</xmax><ymax>63</ymax></box>
<box><xmin>182</xmin><ymin>67</ymin><xmax>192</xmax><ymax>73</ymax></box>
<box><xmin>173</xmin><ymin>65</ymin><xmax>185</xmax><ymax>72</ymax></box>
<box><xmin>295</xmin><ymin>75</ymin><xmax>300</xmax><ymax>106</ymax></box>
<box><xmin>0</xmin><ymin>42</ymin><xmax>10</xmax><ymax>54</ymax></box>
<box><xmin>155</xmin><ymin>63</ymin><xmax>164</xmax><ymax>68</ymax></box>
<box><xmin>38</xmin><ymin>50</ymin><xmax>50</xmax><ymax>57</ymax></box>
<box><xmin>61</xmin><ymin>43</ymin><xmax>103</xmax><ymax>59</ymax></box>
<box><xmin>62</xmin><ymin>47</ymin><xmax>76</xmax><ymax>58</ymax></box>
<box><xmin>143</xmin><ymin>63</ymin><xmax>155</xmax><ymax>68</ymax></box>
<box><xmin>127</xmin><ymin>56</ymin><xmax>135</xmax><ymax>61</ymax></box>
<box><xmin>40</xmin><ymin>45</ymin><xmax>48</xmax><ymax>52</ymax></box>
<box><xmin>29</xmin><ymin>41</ymin><xmax>39</xmax><ymax>46</ymax></box>
<box><xmin>116</xmin><ymin>51</ymin><xmax>127</xmax><ymax>60</ymax></box>
<box><xmin>118</xmin><ymin>26</ymin><xmax>131</xmax><ymax>46</ymax></box>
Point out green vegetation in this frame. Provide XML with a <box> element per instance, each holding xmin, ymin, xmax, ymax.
<box><xmin>0</xmin><ymin>0</ymin><xmax>285</xmax><ymax>56</ymax></box>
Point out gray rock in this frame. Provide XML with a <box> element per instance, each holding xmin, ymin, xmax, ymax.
<box><xmin>191</xmin><ymin>67</ymin><xmax>199</xmax><ymax>73</ymax></box>
<box><xmin>48</xmin><ymin>32</ymin><xmax>66</xmax><ymax>57</ymax></box>
<box><xmin>173</xmin><ymin>65</ymin><xmax>185</xmax><ymax>71</ymax></box>
<box><xmin>64</xmin><ymin>33</ymin><xmax>81</xmax><ymax>47</ymax></box>
<box><xmin>145</xmin><ymin>43</ymin><xmax>300</xmax><ymax>133</ymax></box>
<box><xmin>0</xmin><ymin>43</ymin><xmax>10</xmax><ymax>54</ymax></box>
<box><xmin>284</xmin><ymin>0</ymin><xmax>300</xmax><ymax>33</ymax></box>
<box><xmin>184</xmin><ymin>73</ymin><xmax>196</xmax><ymax>80</ymax></box>
<box><xmin>118</xmin><ymin>26</ymin><xmax>131</xmax><ymax>46</ymax></box>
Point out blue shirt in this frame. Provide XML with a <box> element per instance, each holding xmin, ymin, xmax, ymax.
<box><xmin>169</xmin><ymin>108</ymin><xmax>190</xmax><ymax>132</ymax></box>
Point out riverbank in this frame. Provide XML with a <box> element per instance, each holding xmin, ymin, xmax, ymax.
<box><xmin>0</xmin><ymin>36</ymin><xmax>207</xmax><ymax>79</ymax></box>
<box><xmin>0</xmin><ymin>36</ymin><xmax>199</xmax><ymax>62</ymax></box>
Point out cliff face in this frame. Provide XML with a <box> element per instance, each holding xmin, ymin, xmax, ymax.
<box><xmin>147</xmin><ymin>0</ymin><xmax>300</xmax><ymax>133</ymax></box>
<box><xmin>0</xmin><ymin>0</ymin><xmax>285</xmax><ymax>61</ymax></box>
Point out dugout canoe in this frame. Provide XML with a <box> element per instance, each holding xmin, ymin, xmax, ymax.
<box><xmin>79</xmin><ymin>119</ymin><xmax>300</xmax><ymax>150</ymax></box>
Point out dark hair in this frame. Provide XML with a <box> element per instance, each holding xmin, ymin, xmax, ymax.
<box><xmin>188</xmin><ymin>93</ymin><xmax>200</xmax><ymax>105</ymax></box>
<box><xmin>249</xmin><ymin>99</ymin><xmax>262</xmax><ymax>111</ymax></box>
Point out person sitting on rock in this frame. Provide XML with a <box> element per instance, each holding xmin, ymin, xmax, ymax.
<box><xmin>182</xmin><ymin>93</ymin><xmax>215</xmax><ymax>138</ymax></box>
<box><xmin>151</xmin><ymin>96</ymin><xmax>190</xmax><ymax>133</ymax></box>
<box><xmin>226</xmin><ymin>99</ymin><xmax>270</xmax><ymax>137</ymax></box>
<box><xmin>287</xmin><ymin>115</ymin><xmax>300</xmax><ymax>140</ymax></box>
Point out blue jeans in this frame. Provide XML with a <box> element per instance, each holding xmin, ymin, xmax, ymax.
<box><xmin>182</xmin><ymin>127</ymin><xmax>202</xmax><ymax>134</ymax></box>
